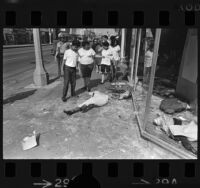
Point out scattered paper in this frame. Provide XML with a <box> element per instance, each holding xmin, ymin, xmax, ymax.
<box><xmin>22</xmin><ymin>131</ymin><xmax>38</xmax><ymax>150</ymax></box>
<box><xmin>169</xmin><ymin>121</ymin><xmax>197</xmax><ymax>142</ymax></box>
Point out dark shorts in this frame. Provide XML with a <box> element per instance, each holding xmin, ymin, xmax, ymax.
<box><xmin>80</xmin><ymin>63</ymin><xmax>94</xmax><ymax>78</ymax></box>
<box><xmin>101</xmin><ymin>64</ymin><xmax>111</xmax><ymax>73</ymax></box>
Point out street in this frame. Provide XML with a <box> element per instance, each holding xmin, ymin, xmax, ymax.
<box><xmin>3</xmin><ymin>45</ymin><xmax>57</xmax><ymax>99</ymax></box>
<box><xmin>3</xmin><ymin>45</ymin><xmax>53</xmax><ymax>80</ymax></box>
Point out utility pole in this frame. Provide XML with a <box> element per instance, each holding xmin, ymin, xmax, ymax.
<box><xmin>130</xmin><ymin>29</ymin><xmax>137</xmax><ymax>81</ymax></box>
<box><xmin>49</xmin><ymin>28</ymin><xmax>52</xmax><ymax>44</ymax></box>
<box><xmin>3</xmin><ymin>31</ymin><xmax>7</xmax><ymax>45</ymax></box>
<box><xmin>134</xmin><ymin>28</ymin><xmax>142</xmax><ymax>90</ymax></box>
<box><xmin>33</xmin><ymin>28</ymin><xmax>48</xmax><ymax>86</ymax></box>
<box><xmin>120</xmin><ymin>28</ymin><xmax>126</xmax><ymax>60</ymax></box>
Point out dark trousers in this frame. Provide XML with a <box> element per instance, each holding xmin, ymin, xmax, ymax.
<box><xmin>62</xmin><ymin>65</ymin><xmax>76</xmax><ymax>98</ymax></box>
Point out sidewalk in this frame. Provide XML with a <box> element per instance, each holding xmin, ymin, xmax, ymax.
<box><xmin>3</xmin><ymin>64</ymin><xmax>180</xmax><ymax>159</ymax></box>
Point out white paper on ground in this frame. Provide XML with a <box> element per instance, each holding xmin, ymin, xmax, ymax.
<box><xmin>22</xmin><ymin>131</ymin><xmax>37</xmax><ymax>150</ymax></box>
<box><xmin>169</xmin><ymin>121</ymin><xmax>197</xmax><ymax>141</ymax></box>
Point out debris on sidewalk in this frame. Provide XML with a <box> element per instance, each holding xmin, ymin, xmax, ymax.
<box><xmin>159</xmin><ymin>98</ymin><xmax>190</xmax><ymax>114</ymax></box>
<box><xmin>119</xmin><ymin>90</ymin><xmax>131</xmax><ymax>100</ymax></box>
<box><xmin>111</xmin><ymin>82</ymin><xmax>127</xmax><ymax>86</ymax></box>
<box><xmin>107</xmin><ymin>87</ymin><xmax>126</xmax><ymax>94</ymax></box>
<box><xmin>153</xmin><ymin>111</ymin><xmax>198</xmax><ymax>154</ymax></box>
<box><xmin>153</xmin><ymin>113</ymin><xmax>174</xmax><ymax>136</ymax></box>
<box><xmin>170</xmin><ymin>135</ymin><xmax>197</xmax><ymax>155</ymax></box>
<box><xmin>169</xmin><ymin>121</ymin><xmax>197</xmax><ymax>142</ymax></box>
<box><xmin>22</xmin><ymin>131</ymin><xmax>38</xmax><ymax>150</ymax></box>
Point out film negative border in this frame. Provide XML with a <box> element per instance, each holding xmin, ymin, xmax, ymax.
<box><xmin>1</xmin><ymin>0</ymin><xmax>200</xmax><ymax>188</ymax></box>
<box><xmin>1</xmin><ymin>0</ymin><xmax>200</xmax><ymax>27</ymax></box>
<box><xmin>2</xmin><ymin>10</ymin><xmax>199</xmax><ymax>27</ymax></box>
<box><xmin>2</xmin><ymin>160</ymin><xmax>200</xmax><ymax>187</ymax></box>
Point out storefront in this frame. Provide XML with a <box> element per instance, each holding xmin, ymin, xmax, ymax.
<box><xmin>125</xmin><ymin>28</ymin><xmax>197</xmax><ymax>159</ymax></box>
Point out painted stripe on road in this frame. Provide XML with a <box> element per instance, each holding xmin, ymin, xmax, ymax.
<box><xmin>3</xmin><ymin>58</ymin><xmax>54</xmax><ymax>80</ymax></box>
<box><xmin>3</xmin><ymin>47</ymin><xmax>52</xmax><ymax>57</ymax></box>
<box><xmin>3</xmin><ymin>62</ymin><xmax>57</xmax><ymax>84</ymax></box>
<box><xmin>3</xmin><ymin>51</ymin><xmax>52</xmax><ymax>65</ymax></box>
<box><xmin>4</xmin><ymin>56</ymin><xmax>29</xmax><ymax>61</ymax></box>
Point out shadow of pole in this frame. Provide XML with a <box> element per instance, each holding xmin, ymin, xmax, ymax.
<box><xmin>3</xmin><ymin>89</ymin><xmax>37</xmax><ymax>105</ymax></box>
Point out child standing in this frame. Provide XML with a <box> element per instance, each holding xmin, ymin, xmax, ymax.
<box><xmin>62</xmin><ymin>40</ymin><xmax>80</xmax><ymax>102</ymax></box>
<box><xmin>100</xmin><ymin>41</ymin><xmax>113</xmax><ymax>84</ymax></box>
<box><xmin>110</xmin><ymin>38</ymin><xmax>120</xmax><ymax>81</ymax></box>
<box><xmin>94</xmin><ymin>41</ymin><xmax>103</xmax><ymax>73</ymax></box>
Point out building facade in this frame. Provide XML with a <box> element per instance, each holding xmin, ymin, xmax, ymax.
<box><xmin>3</xmin><ymin>28</ymin><xmax>52</xmax><ymax>45</ymax></box>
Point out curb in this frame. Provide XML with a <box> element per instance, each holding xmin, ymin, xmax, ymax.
<box><xmin>3</xmin><ymin>43</ymin><xmax>52</xmax><ymax>49</ymax></box>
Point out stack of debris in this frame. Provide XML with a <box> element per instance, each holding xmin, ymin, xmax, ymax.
<box><xmin>153</xmin><ymin>77</ymin><xmax>176</xmax><ymax>98</ymax></box>
<box><xmin>153</xmin><ymin>97</ymin><xmax>197</xmax><ymax>155</ymax></box>
<box><xmin>106</xmin><ymin>82</ymin><xmax>132</xmax><ymax>100</ymax></box>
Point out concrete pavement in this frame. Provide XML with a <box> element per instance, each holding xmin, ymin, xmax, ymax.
<box><xmin>3</xmin><ymin>64</ymin><xmax>180</xmax><ymax>159</ymax></box>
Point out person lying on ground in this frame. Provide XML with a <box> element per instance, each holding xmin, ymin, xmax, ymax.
<box><xmin>63</xmin><ymin>91</ymin><xmax>109</xmax><ymax>115</ymax></box>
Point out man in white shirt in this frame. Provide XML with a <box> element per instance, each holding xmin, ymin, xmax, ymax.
<box><xmin>62</xmin><ymin>40</ymin><xmax>80</xmax><ymax>102</ymax></box>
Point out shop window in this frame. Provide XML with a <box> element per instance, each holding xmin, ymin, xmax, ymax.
<box><xmin>129</xmin><ymin>28</ymin><xmax>197</xmax><ymax>159</ymax></box>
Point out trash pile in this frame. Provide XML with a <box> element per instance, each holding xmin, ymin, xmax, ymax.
<box><xmin>153</xmin><ymin>97</ymin><xmax>198</xmax><ymax>155</ymax></box>
<box><xmin>160</xmin><ymin>98</ymin><xmax>190</xmax><ymax>114</ymax></box>
<box><xmin>107</xmin><ymin>82</ymin><xmax>132</xmax><ymax>100</ymax></box>
<box><xmin>153</xmin><ymin>77</ymin><xmax>176</xmax><ymax>98</ymax></box>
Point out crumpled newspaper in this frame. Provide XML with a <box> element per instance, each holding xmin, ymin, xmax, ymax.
<box><xmin>169</xmin><ymin>121</ymin><xmax>197</xmax><ymax>142</ymax></box>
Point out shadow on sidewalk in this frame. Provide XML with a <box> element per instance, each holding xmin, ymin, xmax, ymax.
<box><xmin>47</xmin><ymin>73</ymin><xmax>81</xmax><ymax>85</ymax></box>
<box><xmin>48</xmin><ymin>76</ymin><xmax>60</xmax><ymax>84</ymax></box>
<box><xmin>3</xmin><ymin>89</ymin><xmax>37</xmax><ymax>105</ymax></box>
<box><xmin>75</xmin><ymin>78</ymin><xmax>101</xmax><ymax>96</ymax></box>
<box><xmin>90</xmin><ymin>78</ymin><xmax>101</xmax><ymax>89</ymax></box>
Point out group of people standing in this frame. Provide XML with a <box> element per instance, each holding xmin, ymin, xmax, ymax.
<box><xmin>55</xmin><ymin>33</ymin><xmax>121</xmax><ymax>102</ymax></box>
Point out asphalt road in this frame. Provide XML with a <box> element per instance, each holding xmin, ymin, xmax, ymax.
<box><xmin>3</xmin><ymin>44</ymin><xmax>54</xmax><ymax>82</ymax></box>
